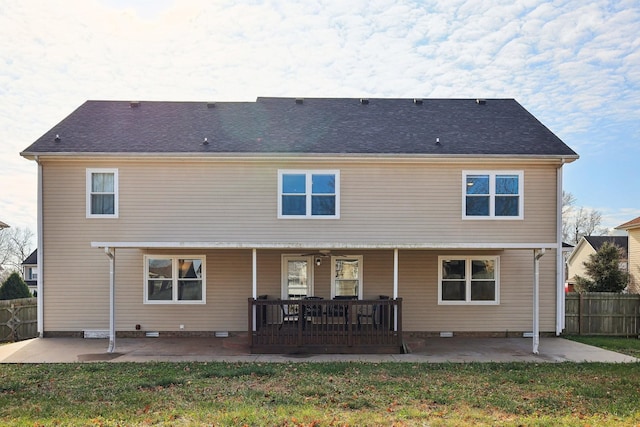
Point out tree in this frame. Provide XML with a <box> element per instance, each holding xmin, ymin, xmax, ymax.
<box><xmin>0</xmin><ymin>272</ymin><xmax>32</xmax><ymax>300</ymax></box>
<box><xmin>0</xmin><ymin>226</ymin><xmax>34</xmax><ymax>282</ymax></box>
<box><xmin>561</xmin><ymin>191</ymin><xmax>605</xmax><ymax>244</ymax></box>
<box><xmin>574</xmin><ymin>241</ymin><xmax>629</xmax><ymax>293</ymax></box>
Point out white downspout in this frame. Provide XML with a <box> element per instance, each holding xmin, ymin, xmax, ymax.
<box><xmin>105</xmin><ymin>247</ymin><xmax>116</xmax><ymax>353</ymax></box>
<box><xmin>36</xmin><ymin>156</ymin><xmax>44</xmax><ymax>337</ymax></box>
<box><xmin>533</xmin><ymin>248</ymin><xmax>545</xmax><ymax>354</ymax></box>
<box><xmin>556</xmin><ymin>163</ymin><xmax>565</xmax><ymax>335</ymax></box>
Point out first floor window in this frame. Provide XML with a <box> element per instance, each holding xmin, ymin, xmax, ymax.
<box><xmin>332</xmin><ymin>256</ymin><xmax>362</xmax><ymax>298</ymax></box>
<box><xmin>438</xmin><ymin>256</ymin><xmax>499</xmax><ymax>304</ymax></box>
<box><xmin>145</xmin><ymin>255</ymin><xmax>205</xmax><ymax>304</ymax></box>
<box><xmin>87</xmin><ymin>168</ymin><xmax>118</xmax><ymax>217</ymax></box>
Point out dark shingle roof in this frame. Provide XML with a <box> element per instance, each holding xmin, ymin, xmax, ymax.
<box><xmin>21</xmin><ymin>98</ymin><xmax>578</xmax><ymax>157</ymax></box>
<box><xmin>22</xmin><ymin>249</ymin><xmax>37</xmax><ymax>265</ymax></box>
<box><xmin>584</xmin><ymin>236</ymin><xmax>628</xmax><ymax>255</ymax></box>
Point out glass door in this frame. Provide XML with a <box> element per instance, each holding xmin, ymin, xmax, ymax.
<box><xmin>282</xmin><ymin>256</ymin><xmax>313</xmax><ymax>299</ymax></box>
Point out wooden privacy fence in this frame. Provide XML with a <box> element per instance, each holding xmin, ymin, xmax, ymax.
<box><xmin>0</xmin><ymin>297</ymin><xmax>38</xmax><ymax>342</ymax></box>
<box><xmin>565</xmin><ymin>293</ymin><xmax>640</xmax><ymax>336</ymax></box>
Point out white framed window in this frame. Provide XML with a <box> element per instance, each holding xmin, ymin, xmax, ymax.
<box><xmin>438</xmin><ymin>255</ymin><xmax>499</xmax><ymax>305</ymax></box>
<box><xmin>86</xmin><ymin>168</ymin><xmax>118</xmax><ymax>218</ymax></box>
<box><xmin>278</xmin><ymin>170</ymin><xmax>340</xmax><ymax>218</ymax></box>
<box><xmin>144</xmin><ymin>255</ymin><xmax>206</xmax><ymax>304</ymax></box>
<box><xmin>331</xmin><ymin>255</ymin><xmax>363</xmax><ymax>299</ymax></box>
<box><xmin>463</xmin><ymin>171</ymin><xmax>523</xmax><ymax>219</ymax></box>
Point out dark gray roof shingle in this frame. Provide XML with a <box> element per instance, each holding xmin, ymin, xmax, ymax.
<box><xmin>584</xmin><ymin>236</ymin><xmax>628</xmax><ymax>255</ymax></box>
<box><xmin>21</xmin><ymin>97</ymin><xmax>578</xmax><ymax>157</ymax></box>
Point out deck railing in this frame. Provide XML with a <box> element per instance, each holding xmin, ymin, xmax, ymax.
<box><xmin>248</xmin><ymin>297</ymin><xmax>403</xmax><ymax>354</ymax></box>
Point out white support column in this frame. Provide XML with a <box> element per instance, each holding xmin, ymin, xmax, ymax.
<box><xmin>393</xmin><ymin>248</ymin><xmax>399</xmax><ymax>299</ymax></box>
<box><xmin>533</xmin><ymin>248</ymin><xmax>545</xmax><ymax>354</ymax></box>
<box><xmin>252</xmin><ymin>248</ymin><xmax>257</xmax><ymax>331</ymax></box>
<box><xmin>393</xmin><ymin>248</ymin><xmax>399</xmax><ymax>330</ymax></box>
<box><xmin>105</xmin><ymin>247</ymin><xmax>116</xmax><ymax>353</ymax></box>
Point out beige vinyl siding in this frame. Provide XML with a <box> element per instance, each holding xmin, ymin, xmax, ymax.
<box><xmin>628</xmin><ymin>230</ymin><xmax>640</xmax><ymax>294</ymax></box>
<box><xmin>42</xmin><ymin>159</ymin><xmax>558</xmax><ymax>245</ymax></box>
<box><xmin>40</xmin><ymin>158</ymin><xmax>560</xmax><ymax>333</ymax></box>
<box><xmin>398</xmin><ymin>249</ymin><xmax>556</xmax><ymax>332</ymax></box>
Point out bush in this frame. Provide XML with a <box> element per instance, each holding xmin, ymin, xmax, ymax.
<box><xmin>574</xmin><ymin>241</ymin><xmax>629</xmax><ymax>293</ymax></box>
<box><xmin>0</xmin><ymin>272</ymin><xmax>32</xmax><ymax>300</ymax></box>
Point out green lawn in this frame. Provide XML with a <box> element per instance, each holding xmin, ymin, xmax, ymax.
<box><xmin>1</xmin><ymin>362</ymin><xmax>639</xmax><ymax>426</ymax></box>
<box><xmin>565</xmin><ymin>336</ymin><xmax>640</xmax><ymax>358</ymax></box>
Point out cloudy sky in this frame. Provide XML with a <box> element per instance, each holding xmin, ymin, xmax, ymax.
<box><xmin>1</xmin><ymin>0</ymin><xmax>639</xmax><ymax>241</ymax></box>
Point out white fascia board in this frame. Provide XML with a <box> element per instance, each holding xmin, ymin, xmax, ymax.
<box><xmin>91</xmin><ymin>241</ymin><xmax>559</xmax><ymax>250</ymax></box>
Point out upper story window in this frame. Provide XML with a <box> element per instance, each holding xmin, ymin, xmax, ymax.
<box><xmin>438</xmin><ymin>255</ymin><xmax>500</xmax><ymax>305</ymax></box>
<box><xmin>463</xmin><ymin>171</ymin><xmax>523</xmax><ymax>219</ymax></box>
<box><xmin>144</xmin><ymin>255</ymin><xmax>205</xmax><ymax>304</ymax></box>
<box><xmin>86</xmin><ymin>168</ymin><xmax>118</xmax><ymax>218</ymax></box>
<box><xmin>278</xmin><ymin>170</ymin><xmax>340</xmax><ymax>219</ymax></box>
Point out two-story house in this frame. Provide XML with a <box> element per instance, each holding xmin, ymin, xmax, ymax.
<box><xmin>20</xmin><ymin>97</ymin><xmax>578</xmax><ymax>354</ymax></box>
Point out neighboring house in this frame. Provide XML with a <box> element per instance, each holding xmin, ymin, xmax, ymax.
<box><xmin>21</xmin><ymin>249</ymin><xmax>38</xmax><ymax>294</ymax></box>
<box><xmin>616</xmin><ymin>217</ymin><xmax>640</xmax><ymax>294</ymax></box>
<box><xmin>565</xmin><ymin>236</ymin><xmax>629</xmax><ymax>291</ymax></box>
<box><xmin>20</xmin><ymin>98</ymin><xmax>578</xmax><ymax>353</ymax></box>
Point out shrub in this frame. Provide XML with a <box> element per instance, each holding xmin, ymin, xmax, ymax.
<box><xmin>574</xmin><ymin>241</ymin><xmax>629</xmax><ymax>293</ymax></box>
<box><xmin>0</xmin><ymin>272</ymin><xmax>32</xmax><ymax>300</ymax></box>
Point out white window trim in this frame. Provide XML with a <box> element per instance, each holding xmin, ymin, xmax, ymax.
<box><xmin>438</xmin><ymin>255</ymin><xmax>500</xmax><ymax>305</ymax></box>
<box><xmin>330</xmin><ymin>255</ymin><xmax>363</xmax><ymax>299</ymax></box>
<box><xmin>277</xmin><ymin>170</ymin><xmax>340</xmax><ymax>219</ymax></box>
<box><xmin>144</xmin><ymin>255</ymin><xmax>206</xmax><ymax>304</ymax></box>
<box><xmin>86</xmin><ymin>168</ymin><xmax>119</xmax><ymax>218</ymax></box>
<box><xmin>462</xmin><ymin>170</ymin><xmax>523</xmax><ymax>220</ymax></box>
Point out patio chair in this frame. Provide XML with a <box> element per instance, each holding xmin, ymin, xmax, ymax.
<box><xmin>357</xmin><ymin>295</ymin><xmax>389</xmax><ymax>329</ymax></box>
<box><xmin>279</xmin><ymin>299</ymin><xmax>299</xmax><ymax>329</ymax></box>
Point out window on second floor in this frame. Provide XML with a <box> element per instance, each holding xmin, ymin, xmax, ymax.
<box><xmin>278</xmin><ymin>170</ymin><xmax>340</xmax><ymax>218</ymax></box>
<box><xmin>463</xmin><ymin>171</ymin><xmax>523</xmax><ymax>219</ymax></box>
<box><xmin>86</xmin><ymin>168</ymin><xmax>118</xmax><ymax>218</ymax></box>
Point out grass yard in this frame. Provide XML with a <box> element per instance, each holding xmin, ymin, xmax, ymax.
<box><xmin>1</xmin><ymin>362</ymin><xmax>639</xmax><ymax>426</ymax></box>
<box><xmin>565</xmin><ymin>336</ymin><xmax>640</xmax><ymax>358</ymax></box>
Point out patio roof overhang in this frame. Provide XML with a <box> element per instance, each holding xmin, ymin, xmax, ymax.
<box><xmin>90</xmin><ymin>241</ymin><xmax>559</xmax><ymax>250</ymax></box>
<box><xmin>91</xmin><ymin>241</ymin><xmax>558</xmax><ymax>356</ymax></box>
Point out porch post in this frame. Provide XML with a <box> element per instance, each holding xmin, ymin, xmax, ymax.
<box><xmin>105</xmin><ymin>247</ymin><xmax>116</xmax><ymax>353</ymax></box>
<box><xmin>393</xmin><ymin>248</ymin><xmax>398</xmax><ymax>330</ymax></box>
<box><xmin>533</xmin><ymin>248</ymin><xmax>545</xmax><ymax>354</ymax></box>
<box><xmin>252</xmin><ymin>248</ymin><xmax>257</xmax><ymax>331</ymax></box>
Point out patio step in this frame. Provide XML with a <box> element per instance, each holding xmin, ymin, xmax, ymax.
<box><xmin>402</xmin><ymin>336</ymin><xmax>427</xmax><ymax>353</ymax></box>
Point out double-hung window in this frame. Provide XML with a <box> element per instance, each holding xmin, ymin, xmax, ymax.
<box><xmin>463</xmin><ymin>171</ymin><xmax>523</xmax><ymax>219</ymax></box>
<box><xmin>439</xmin><ymin>256</ymin><xmax>499</xmax><ymax>304</ymax></box>
<box><xmin>87</xmin><ymin>168</ymin><xmax>118</xmax><ymax>218</ymax></box>
<box><xmin>278</xmin><ymin>170</ymin><xmax>340</xmax><ymax>218</ymax></box>
<box><xmin>144</xmin><ymin>256</ymin><xmax>205</xmax><ymax>304</ymax></box>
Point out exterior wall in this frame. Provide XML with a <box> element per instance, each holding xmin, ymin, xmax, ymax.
<box><xmin>628</xmin><ymin>229</ymin><xmax>640</xmax><ymax>294</ymax></box>
<box><xmin>39</xmin><ymin>158</ymin><xmax>560</xmax><ymax>333</ymax></box>
<box><xmin>41</xmin><ymin>247</ymin><xmax>557</xmax><ymax>334</ymax></box>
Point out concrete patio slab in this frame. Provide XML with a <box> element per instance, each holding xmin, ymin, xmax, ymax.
<box><xmin>0</xmin><ymin>336</ymin><xmax>637</xmax><ymax>363</ymax></box>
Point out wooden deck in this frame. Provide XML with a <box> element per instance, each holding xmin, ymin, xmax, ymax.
<box><xmin>248</xmin><ymin>298</ymin><xmax>403</xmax><ymax>354</ymax></box>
